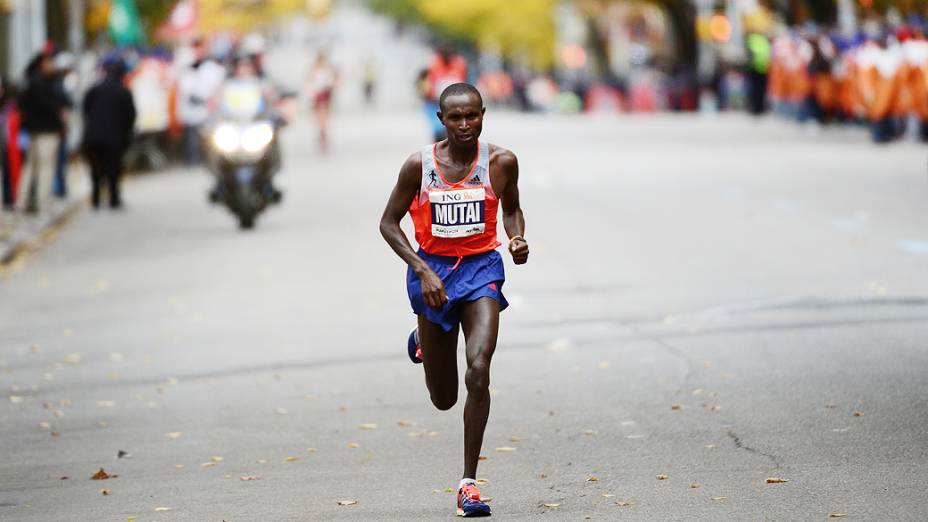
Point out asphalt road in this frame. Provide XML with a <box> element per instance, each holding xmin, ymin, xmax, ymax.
<box><xmin>2</xmin><ymin>111</ymin><xmax>927</xmax><ymax>521</ymax></box>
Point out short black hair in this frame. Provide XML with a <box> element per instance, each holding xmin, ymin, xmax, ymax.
<box><xmin>439</xmin><ymin>82</ymin><xmax>483</xmax><ymax>113</ymax></box>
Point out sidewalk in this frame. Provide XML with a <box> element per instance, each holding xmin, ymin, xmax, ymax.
<box><xmin>0</xmin><ymin>163</ymin><xmax>88</xmax><ymax>264</ymax></box>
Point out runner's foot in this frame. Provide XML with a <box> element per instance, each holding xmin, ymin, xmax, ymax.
<box><xmin>457</xmin><ymin>483</ymin><xmax>491</xmax><ymax>517</ymax></box>
<box><xmin>407</xmin><ymin>328</ymin><xmax>423</xmax><ymax>364</ymax></box>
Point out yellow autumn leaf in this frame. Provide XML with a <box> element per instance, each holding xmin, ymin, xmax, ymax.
<box><xmin>543</xmin><ymin>503</ymin><xmax>560</xmax><ymax>508</ymax></box>
<box><xmin>154</xmin><ymin>507</ymin><xmax>172</xmax><ymax>512</ymax></box>
<box><xmin>336</xmin><ymin>500</ymin><xmax>357</xmax><ymax>506</ymax></box>
<box><xmin>656</xmin><ymin>474</ymin><xmax>668</xmax><ymax>480</ymax></box>
<box><xmin>165</xmin><ymin>432</ymin><xmax>182</xmax><ymax>439</ymax></box>
<box><xmin>827</xmin><ymin>513</ymin><xmax>846</xmax><ymax>518</ymax></box>
<box><xmin>359</xmin><ymin>423</ymin><xmax>378</xmax><ymax>430</ymax></box>
<box><xmin>766</xmin><ymin>477</ymin><xmax>789</xmax><ymax>484</ymax></box>
<box><xmin>495</xmin><ymin>446</ymin><xmax>516</xmax><ymax>452</ymax></box>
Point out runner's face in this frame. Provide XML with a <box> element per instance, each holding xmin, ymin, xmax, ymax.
<box><xmin>439</xmin><ymin>94</ymin><xmax>484</xmax><ymax>144</ymax></box>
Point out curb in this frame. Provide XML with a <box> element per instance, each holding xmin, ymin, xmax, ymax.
<box><xmin>0</xmin><ymin>197</ymin><xmax>86</xmax><ymax>265</ymax></box>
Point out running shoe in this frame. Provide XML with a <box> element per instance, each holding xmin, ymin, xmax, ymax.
<box><xmin>457</xmin><ymin>483</ymin><xmax>491</xmax><ymax>517</ymax></box>
<box><xmin>407</xmin><ymin>328</ymin><xmax>423</xmax><ymax>364</ymax></box>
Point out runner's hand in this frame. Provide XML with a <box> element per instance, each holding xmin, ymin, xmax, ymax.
<box><xmin>509</xmin><ymin>238</ymin><xmax>529</xmax><ymax>265</ymax></box>
<box><xmin>420</xmin><ymin>270</ymin><xmax>449</xmax><ymax>309</ymax></box>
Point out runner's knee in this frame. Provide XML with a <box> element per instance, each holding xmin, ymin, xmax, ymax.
<box><xmin>430</xmin><ymin>391</ymin><xmax>458</xmax><ymax>411</ymax></box>
<box><xmin>465</xmin><ymin>359</ymin><xmax>490</xmax><ymax>395</ymax></box>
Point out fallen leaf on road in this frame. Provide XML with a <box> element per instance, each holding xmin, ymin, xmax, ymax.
<box><xmin>307</xmin><ymin>448</ymin><xmax>318</xmax><ymax>453</ymax></box>
<box><xmin>443</xmin><ymin>487</ymin><xmax>454</xmax><ymax>493</ymax></box>
<box><xmin>304</xmin><ymin>394</ymin><xmax>318</xmax><ymax>401</ymax></box>
<box><xmin>175</xmin><ymin>464</ymin><xmax>184</xmax><ymax>469</ymax></box>
<box><xmin>274</xmin><ymin>408</ymin><xmax>288</xmax><ymax>415</ymax></box>
<box><xmin>117</xmin><ymin>450</ymin><xmax>131</xmax><ymax>459</ymax></box>
<box><xmin>671</xmin><ymin>404</ymin><xmax>684</xmax><ymax>411</ymax></box>
<box><xmin>240</xmin><ymin>476</ymin><xmax>260</xmax><ymax>481</ymax></box>
<box><xmin>346</xmin><ymin>442</ymin><xmax>359</xmax><ymax>449</ymax></box>
<box><xmin>201</xmin><ymin>462</ymin><xmax>216</xmax><ymax>468</ymax></box>
<box><xmin>359</xmin><ymin>423</ymin><xmax>378</xmax><ymax>430</ymax></box>
<box><xmin>96</xmin><ymin>401</ymin><xmax>115</xmax><ymax>408</ymax></box>
<box><xmin>60</xmin><ymin>476</ymin><xmax>69</xmax><ymax>480</ymax></box>
<box><xmin>546</xmin><ymin>338</ymin><xmax>572</xmax><ymax>352</ymax></box>
<box><xmin>616</xmin><ymin>501</ymin><xmax>633</xmax><ymax>507</ymax></box>
<box><xmin>165</xmin><ymin>432</ymin><xmax>182</xmax><ymax>439</ymax></box>
<box><xmin>257</xmin><ymin>459</ymin><xmax>267</xmax><ymax>464</ymax></box>
<box><xmin>766</xmin><ymin>477</ymin><xmax>789</xmax><ymax>484</ymax></box>
<box><xmin>154</xmin><ymin>507</ymin><xmax>172</xmax><ymax>512</ymax></box>
<box><xmin>101</xmin><ymin>489</ymin><xmax>111</xmax><ymax>495</ymax></box>
<box><xmin>51</xmin><ymin>431</ymin><xmax>61</xmax><ymax>437</ymax></box>
<box><xmin>827</xmin><ymin>513</ymin><xmax>846</xmax><ymax>518</ymax></box>
<box><xmin>53</xmin><ymin>410</ymin><xmax>64</xmax><ymax>418</ymax></box>
<box><xmin>602</xmin><ymin>493</ymin><xmax>615</xmax><ymax>498</ymax></box>
<box><xmin>705</xmin><ymin>405</ymin><xmax>721</xmax><ymax>412</ymax></box>
<box><xmin>690</xmin><ymin>483</ymin><xmax>700</xmax><ymax>489</ymax></box>
<box><xmin>543</xmin><ymin>503</ymin><xmax>560</xmax><ymax>508</ymax></box>
<box><xmin>427</xmin><ymin>431</ymin><xmax>439</xmax><ymax>437</ymax></box>
<box><xmin>656</xmin><ymin>474</ymin><xmax>668</xmax><ymax>480</ymax></box>
<box><xmin>705</xmin><ymin>444</ymin><xmax>717</xmax><ymax>449</ymax></box>
<box><xmin>284</xmin><ymin>456</ymin><xmax>299</xmax><ymax>462</ymax></box>
<box><xmin>336</xmin><ymin>500</ymin><xmax>357</xmax><ymax>506</ymax></box>
<box><xmin>91</xmin><ymin>469</ymin><xmax>110</xmax><ymax>480</ymax></box>
<box><xmin>692</xmin><ymin>388</ymin><xmax>704</xmax><ymax>395</ymax></box>
<box><xmin>127</xmin><ymin>517</ymin><xmax>137</xmax><ymax>522</ymax></box>
<box><xmin>9</xmin><ymin>395</ymin><xmax>23</xmax><ymax>403</ymax></box>
<box><xmin>63</xmin><ymin>353</ymin><xmax>82</xmax><ymax>364</ymax></box>
<box><xmin>495</xmin><ymin>447</ymin><xmax>516</xmax><ymax>452</ymax></box>
<box><xmin>38</xmin><ymin>422</ymin><xmax>50</xmax><ymax>429</ymax></box>
<box><xmin>480</xmin><ymin>497</ymin><xmax>492</xmax><ymax>502</ymax></box>
<box><xmin>711</xmin><ymin>496</ymin><xmax>727</xmax><ymax>501</ymax></box>
<box><xmin>397</xmin><ymin>420</ymin><xmax>412</xmax><ymax>427</ymax></box>
<box><xmin>510</xmin><ymin>436</ymin><xmax>525</xmax><ymax>442</ymax></box>
<box><xmin>852</xmin><ymin>411</ymin><xmax>864</xmax><ymax>417</ymax></box>
<box><xmin>583</xmin><ymin>430</ymin><xmax>598</xmax><ymax>436</ymax></box>
<box><xmin>211</xmin><ymin>456</ymin><xmax>223</xmax><ymax>462</ymax></box>
<box><xmin>587</xmin><ymin>476</ymin><xmax>599</xmax><ymax>482</ymax></box>
<box><xmin>476</xmin><ymin>478</ymin><xmax>488</xmax><ymax>485</ymax></box>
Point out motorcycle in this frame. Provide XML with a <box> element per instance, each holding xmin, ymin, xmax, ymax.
<box><xmin>205</xmin><ymin>80</ymin><xmax>283</xmax><ymax>229</ymax></box>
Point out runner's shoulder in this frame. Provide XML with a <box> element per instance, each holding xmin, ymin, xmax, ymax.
<box><xmin>488</xmin><ymin>143</ymin><xmax>518</xmax><ymax>172</ymax></box>
<box><xmin>400</xmin><ymin>150</ymin><xmax>424</xmax><ymax>173</ymax></box>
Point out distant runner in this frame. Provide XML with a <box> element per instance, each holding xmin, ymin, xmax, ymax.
<box><xmin>379</xmin><ymin>83</ymin><xmax>528</xmax><ymax>517</ymax></box>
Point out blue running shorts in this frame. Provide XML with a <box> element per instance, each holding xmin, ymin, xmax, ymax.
<box><xmin>407</xmin><ymin>249</ymin><xmax>509</xmax><ymax>332</ymax></box>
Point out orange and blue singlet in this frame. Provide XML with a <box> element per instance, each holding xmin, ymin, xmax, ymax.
<box><xmin>406</xmin><ymin>140</ymin><xmax>508</xmax><ymax>331</ymax></box>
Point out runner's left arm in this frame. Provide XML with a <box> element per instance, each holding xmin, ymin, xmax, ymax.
<box><xmin>499</xmin><ymin>150</ymin><xmax>529</xmax><ymax>265</ymax></box>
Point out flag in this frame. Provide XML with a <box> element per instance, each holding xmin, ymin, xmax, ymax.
<box><xmin>109</xmin><ymin>0</ymin><xmax>145</xmax><ymax>45</ymax></box>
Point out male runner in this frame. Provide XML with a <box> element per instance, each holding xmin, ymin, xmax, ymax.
<box><xmin>379</xmin><ymin>83</ymin><xmax>528</xmax><ymax>517</ymax></box>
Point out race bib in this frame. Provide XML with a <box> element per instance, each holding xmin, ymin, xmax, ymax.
<box><xmin>429</xmin><ymin>188</ymin><xmax>486</xmax><ymax>238</ymax></box>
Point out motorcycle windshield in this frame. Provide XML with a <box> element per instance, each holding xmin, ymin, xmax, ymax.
<box><xmin>218</xmin><ymin>80</ymin><xmax>266</xmax><ymax>120</ymax></box>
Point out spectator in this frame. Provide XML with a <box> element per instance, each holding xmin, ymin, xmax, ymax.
<box><xmin>81</xmin><ymin>59</ymin><xmax>137</xmax><ymax>209</ymax></box>
<box><xmin>16</xmin><ymin>51</ymin><xmax>71</xmax><ymax>216</ymax></box>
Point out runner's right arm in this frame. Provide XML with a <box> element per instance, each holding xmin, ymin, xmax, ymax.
<box><xmin>379</xmin><ymin>153</ymin><xmax>448</xmax><ymax>308</ymax></box>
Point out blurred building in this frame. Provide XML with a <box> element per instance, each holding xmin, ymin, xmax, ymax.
<box><xmin>0</xmin><ymin>0</ymin><xmax>82</xmax><ymax>81</ymax></box>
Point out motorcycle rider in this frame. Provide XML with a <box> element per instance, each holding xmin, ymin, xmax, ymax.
<box><xmin>207</xmin><ymin>54</ymin><xmax>282</xmax><ymax>202</ymax></box>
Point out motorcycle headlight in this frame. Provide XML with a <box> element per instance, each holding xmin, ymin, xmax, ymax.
<box><xmin>212</xmin><ymin>124</ymin><xmax>240</xmax><ymax>154</ymax></box>
<box><xmin>241</xmin><ymin>123</ymin><xmax>274</xmax><ymax>154</ymax></box>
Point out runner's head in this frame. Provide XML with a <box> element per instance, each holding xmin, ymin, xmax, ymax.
<box><xmin>438</xmin><ymin>83</ymin><xmax>485</xmax><ymax>145</ymax></box>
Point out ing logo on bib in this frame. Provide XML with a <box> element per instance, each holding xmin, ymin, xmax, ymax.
<box><xmin>429</xmin><ymin>188</ymin><xmax>486</xmax><ymax>238</ymax></box>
